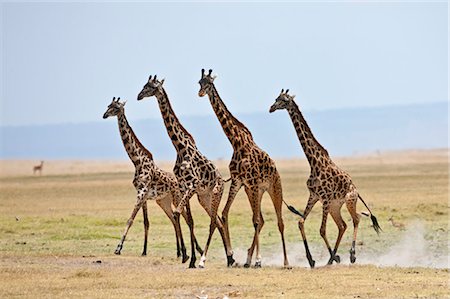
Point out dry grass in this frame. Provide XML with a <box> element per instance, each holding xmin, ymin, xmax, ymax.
<box><xmin>0</xmin><ymin>149</ymin><xmax>448</xmax><ymax>298</ymax></box>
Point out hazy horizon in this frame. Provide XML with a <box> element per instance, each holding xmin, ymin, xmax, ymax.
<box><xmin>1</xmin><ymin>101</ymin><xmax>447</xmax><ymax>160</ymax></box>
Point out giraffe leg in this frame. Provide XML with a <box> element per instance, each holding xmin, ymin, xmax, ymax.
<box><xmin>221</xmin><ymin>178</ymin><xmax>242</xmax><ymax>262</ymax></box>
<box><xmin>268</xmin><ymin>173</ymin><xmax>290</xmax><ymax>268</ymax></box>
<box><xmin>115</xmin><ymin>187</ymin><xmax>149</xmax><ymax>255</ymax></box>
<box><xmin>198</xmin><ymin>180</ymin><xmax>233</xmax><ymax>268</ymax></box>
<box><xmin>175</xmin><ymin>188</ymin><xmax>197</xmax><ymax>268</ymax></box>
<box><xmin>181</xmin><ymin>202</ymin><xmax>204</xmax><ymax>255</ymax></box>
<box><xmin>141</xmin><ymin>201</ymin><xmax>150</xmax><ymax>256</ymax></box>
<box><xmin>243</xmin><ymin>187</ymin><xmax>263</xmax><ymax>268</ymax></box>
<box><xmin>328</xmin><ymin>203</ymin><xmax>347</xmax><ymax>265</ymax></box>
<box><xmin>253</xmin><ymin>211</ymin><xmax>264</xmax><ymax>268</ymax></box>
<box><xmin>319</xmin><ymin>204</ymin><xmax>335</xmax><ymax>266</ymax></box>
<box><xmin>298</xmin><ymin>194</ymin><xmax>319</xmax><ymax>268</ymax></box>
<box><xmin>157</xmin><ymin>194</ymin><xmax>188</xmax><ymax>263</ymax></box>
<box><xmin>196</xmin><ymin>192</ymin><xmax>216</xmax><ymax>268</ymax></box>
<box><xmin>346</xmin><ymin>194</ymin><xmax>360</xmax><ymax>264</ymax></box>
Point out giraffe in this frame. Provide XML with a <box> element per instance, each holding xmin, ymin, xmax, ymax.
<box><xmin>269</xmin><ymin>89</ymin><xmax>381</xmax><ymax>268</ymax></box>
<box><xmin>198</xmin><ymin>69</ymin><xmax>290</xmax><ymax>268</ymax></box>
<box><xmin>137</xmin><ymin>75</ymin><xmax>234</xmax><ymax>268</ymax></box>
<box><xmin>103</xmin><ymin>97</ymin><xmax>202</xmax><ymax>261</ymax></box>
<box><xmin>33</xmin><ymin>161</ymin><xmax>44</xmax><ymax>175</ymax></box>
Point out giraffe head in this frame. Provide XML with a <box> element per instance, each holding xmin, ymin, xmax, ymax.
<box><xmin>137</xmin><ymin>75</ymin><xmax>165</xmax><ymax>101</ymax></box>
<box><xmin>103</xmin><ymin>97</ymin><xmax>126</xmax><ymax>119</ymax></box>
<box><xmin>198</xmin><ymin>68</ymin><xmax>216</xmax><ymax>97</ymax></box>
<box><xmin>269</xmin><ymin>89</ymin><xmax>296</xmax><ymax>113</ymax></box>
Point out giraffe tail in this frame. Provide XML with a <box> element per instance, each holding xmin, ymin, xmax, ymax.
<box><xmin>282</xmin><ymin>200</ymin><xmax>304</xmax><ymax>218</ymax></box>
<box><xmin>358</xmin><ymin>195</ymin><xmax>382</xmax><ymax>235</ymax></box>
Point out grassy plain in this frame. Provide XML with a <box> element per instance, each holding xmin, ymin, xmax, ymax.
<box><xmin>0</xmin><ymin>150</ymin><xmax>448</xmax><ymax>298</ymax></box>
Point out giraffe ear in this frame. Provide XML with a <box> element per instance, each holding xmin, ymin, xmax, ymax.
<box><xmin>160</xmin><ymin>78</ymin><xmax>165</xmax><ymax>85</ymax></box>
<box><xmin>211</xmin><ymin>75</ymin><xmax>217</xmax><ymax>81</ymax></box>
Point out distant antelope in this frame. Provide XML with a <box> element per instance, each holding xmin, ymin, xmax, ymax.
<box><xmin>33</xmin><ymin>161</ymin><xmax>44</xmax><ymax>175</ymax></box>
<box><xmin>388</xmin><ymin>216</ymin><xmax>405</xmax><ymax>230</ymax></box>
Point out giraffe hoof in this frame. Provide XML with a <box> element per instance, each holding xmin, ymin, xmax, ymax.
<box><xmin>350</xmin><ymin>249</ymin><xmax>356</xmax><ymax>264</ymax></box>
<box><xmin>182</xmin><ymin>255</ymin><xmax>189</xmax><ymax>264</ymax></box>
<box><xmin>227</xmin><ymin>255</ymin><xmax>235</xmax><ymax>267</ymax></box>
<box><xmin>141</xmin><ymin>252</ymin><xmax>147</xmax><ymax>257</ymax></box>
<box><xmin>335</xmin><ymin>255</ymin><xmax>341</xmax><ymax>264</ymax></box>
<box><xmin>309</xmin><ymin>260</ymin><xmax>315</xmax><ymax>269</ymax></box>
<box><xmin>114</xmin><ymin>244</ymin><xmax>123</xmax><ymax>255</ymax></box>
<box><xmin>244</xmin><ymin>263</ymin><xmax>251</xmax><ymax>268</ymax></box>
<box><xmin>254</xmin><ymin>261</ymin><xmax>262</xmax><ymax>268</ymax></box>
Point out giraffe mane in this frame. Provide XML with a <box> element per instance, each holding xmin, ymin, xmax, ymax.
<box><xmin>211</xmin><ymin>84</ymin><xmax>254</xmax><ymax>140</ymax></box>
<box><xmin>291</xmin><ymin>100</ymin><xmax>329</xmax><ymax>157</ymax></box>
<box><xmin>160</xmin><ymin>88</ymin><xmax>196</xmax><ymax>145</ymax></box>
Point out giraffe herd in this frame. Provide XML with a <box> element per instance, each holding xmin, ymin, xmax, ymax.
<box><xmin>103</xmin><ymin>69</ymin><xmax>381</xmax><ymax>269</ymax></box>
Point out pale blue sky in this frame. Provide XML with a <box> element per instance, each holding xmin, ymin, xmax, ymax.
<box><xmin>1</xmin><ymin>1</ymin><xmax>448</xmax><ymax>126</ymax></box>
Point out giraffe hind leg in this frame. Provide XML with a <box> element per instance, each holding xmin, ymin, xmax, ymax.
<box><xmin>267</xmin><ymin>175</ymin><xmax>290</xmax><ymax>268</ymax></box>
<box><xmin>346</xmin><ymin>195</ymin><xmax>360</xmax><ymax>264</ymax></box>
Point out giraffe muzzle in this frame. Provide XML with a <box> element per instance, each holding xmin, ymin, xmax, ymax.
<box><xmin>269</xmin><ymin>105</ymin><xmax>277</xmax><ymax>113</ymax></box>
<box><xmin>198</xmin><ymin>90</ymin><xmax>206</xmax><ymax>97</ymax></box>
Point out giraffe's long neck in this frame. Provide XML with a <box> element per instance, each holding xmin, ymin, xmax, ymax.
<box><xmin>207</xmin><ymin>85</ymin><xmax>255</xmax><ymax>149</ymax></box>
<box><xmin>155</xmin><ymin>89</ymin><xmax>196</xmax><ymax>152</ymax></box>
<box><xmin>286</xmin><ymin>103</ymin><xmax>330</xmax><ymax>168</ymax></box>
<box><xmin>117</xmin><ymin>112</ymin><xmax>152</xmax><ymax>166</ymax></box>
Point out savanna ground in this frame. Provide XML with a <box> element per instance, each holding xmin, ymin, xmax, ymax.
<box><xmin>0</xmin><ymin>150</ymin><xmax>448</xmax><ymax>298</ymax></box>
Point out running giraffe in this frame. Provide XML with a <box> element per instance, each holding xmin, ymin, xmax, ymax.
<box><xmin>137</xmin><ymin>75</ymin><xmax>234</xmax><ymax>268</ymax></box>
<box><xmin>103</xmin><ymin>97</ymin><xmax>202</xmax><ymax>261</ymax></box>
<box><xmin>269</xmin><ymin>89</ymin><xmax>381</xmax><ymax>268</ymax></box>
<box><xmin>198</xmin><ymin>69</ymin><xmax>290</xmax><ymax>268</ymax></box>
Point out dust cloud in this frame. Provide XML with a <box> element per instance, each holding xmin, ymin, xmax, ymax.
<box><xmin>231</xmin><ymin>221</ymin><xmax>449</xmax><ymax>269</ymax></box>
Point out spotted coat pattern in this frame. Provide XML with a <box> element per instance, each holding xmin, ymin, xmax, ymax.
<box><xmin>103</xmin><ymin>98</ymin><xmax>197</xmax><ymax>262</ymax></box>
<box><xmin>138</xmin><ymin>76</ymin><xmax>233</xmax><ymax>268</ymax></box>
<box><xmin>198</xmin><ymin>69</ymin><xmax>289</xmax><ymax>268</ymax></box>
<box><xmin>270</xmin><ymin>90</ymin><xmax>380</xmax><ymax>268</ymax></box>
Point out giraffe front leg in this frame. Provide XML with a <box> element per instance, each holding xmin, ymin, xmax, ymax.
<box><xmin>319</xmin><ymin>204</ymin><xmax>338</xmax><ymax>266</ymax></box>
<box><xmin>221</xmin><ymin>179</ymin><xmax>241</xmax><ymax>267</ymax></box>
<box><xmin>243</xmin><ymin>187</ymin><xmax>263</xmax><ymax>268</ymax></box>
<box><xmin>176</xmin><ymin>187</ymin><xmax>198</xmax><ymax>268</ymax></box>
<box><xmin>298</xmin><ymin>194</ymin><xmax>319</xmax><ymax>268</ymax></box>
<box><xmin>141</xmin><ymin>201</ymin><xmax>150</xmax><ymax>256</ymax></box>
<box><xmin>115</xmin><ymin>189</ymin><xmax>148</xmax><ymax>255</ymax></box>
<box><xmin>157</xmin><ymin>194</ymin><xmax>188</xmax><ymax>263</ymax></box>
